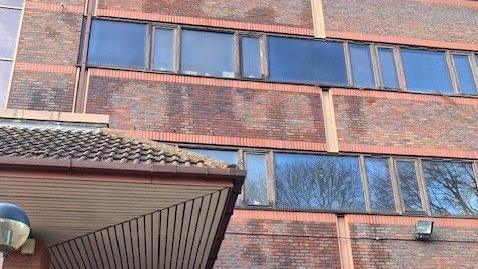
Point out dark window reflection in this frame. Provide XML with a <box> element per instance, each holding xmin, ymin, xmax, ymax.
<box><xmin>87</xmin><ymin>20</ymin><xmax>147</xmax><ymax>69</ymax></box>
<box><xmin>152</xmin><ymin>28</ymin><xmax>174</xmax><ymax>72</ymax></box>
<box><xmin>377</xmin><ymin>47</ymin><xmax>399</xmax><ymax>89</ymax></box>
<box><xmin>275</xmin><ymin>153</ymin><xmax>365</xmax><ymax>212</ymax></box>
<box><xmin>245</xmin><ymin>153</ymin><xmax>268</xmax><ymax>206</ymax></box>
<box><xmin>401</xmin><ymin>48</ymin><xmax>453</xmax><ymax>94</ymax></box>
<box><xmin>365</xmin><ymin>157</ymin><xmax>396</xmax><ymax>213</ymax></box>
<box><xmin>268</xmin><ymin>36</ymin><xmax>348</xmax><ymax>85</ymax></box>
<box><xmin>423</xmin><ymin>161</ymin><xmax>478</xmax><ymax>216</ymax></box>
<box><xmin>181</xmin><ymin>30</ymin><xmax>235</xmax><ymax>78</ymax></box>
<box><xmin>396</xmin><ymin>161</ymin><xmax>424</xmax><ymax>212</ymax></box>
<box><xmin>453</xmin><ymin>54</ymin><xmax>477</xmax><ymax>95</ymax></box>
<box><xmin>188</xmin><ymin>149</ymin><xmax>238</xmax><ymax>165</ymax></box>
<box><xmin>349</xmin><ymin>43</ymin><xmax>375</xmax><ymax>88</ymax></box>
<box><xmin>241</xmin><ymin>36</ymin><xmax>261</xmax><ymax>79</ymax></box>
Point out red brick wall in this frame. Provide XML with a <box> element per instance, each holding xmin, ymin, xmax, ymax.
<box><xmin>8</xmin><ymin>70</ymin><xmax>76</xmax><ymax>112</ymax></box>
<box><xmin>4</xmin><ymin>240</ymin><xmax>50</xmax><ymax>269</ymax></box>
<box><xmin>333</xmin><ymin>90</ymin><xmax>478</xmax><ymax>153</ymax></box>
<box><xmin>96</xmin><ymin>0</ymin><xmax>313</xmax><ymax>30</ymax></box>
<box><xmin>323</xmin><ymin>0</ymin><xmax>478</xmax><ymax>45</ymax></box>
<box><xmin>350</xmin><ymin>223</ymin><xmax>478</xmax><ymax>269</ymax></box>
<box><xmin>7</xmin><ymin>5</ymin><xmax>82</xmax><ymax>112</ymax></box>
<box><xmin>86</xmin><ymin>76</ymin><xmax>326</xmax><ymax>142</ymax></box>
<box><xmin>215</xmin><ymin>211</ymin><xmax>341</xmax><ymax>269</ymax></box>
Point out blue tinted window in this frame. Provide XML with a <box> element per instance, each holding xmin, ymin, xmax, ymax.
<box><xmin>0</xmin><ymin>60</ymin><xmax>12</xmax><ymax>108</ymax></box>
<box><xmin>453</xmin><ymin>54</ymin><xmax>477</xmax><ymax>95</ymax></box>
<box><xmin>0</xmin><ymin>0</ymin><xmax>23</xmax><ymax>7</ymax></box>
<box><xmin>349</xmin><ymin>43</ymin><xmax>375</xmax><ymax>88</ymax></box>
<box><xmin>0</xmin><ymin>8</ymin><xmax>22</xmax><ymax>59</ymax></box>
<box><xmin>275</xmin><ymin>153</ymin><xmax>365</xmax><ymax>212</ymax></box>
<box><xmin>181</xmin><ymin>30</ymin><xmax>235</xmax><ymax>78</ymax></box>
<box><xmin>152</xmin><ymin>28</ymin><xmax>174</xmax><ymax>72</ymax></box>
<box><xmin>268</xmin><ymin>36</ymin><xmax>348</xmax><ymax>85</ymax></box>
<box><xmin>423</xmin><ymin>161</ymin><xmax>478</xmax><ymax>216</ymax></box>
<box><xmin>188</xmin><ymin>149</ymin><xmax>238</xmax><ymax>165</ymax></box>
<box><xmin>365</xmin><ymin>157</ymin><xmax>396</xmax><ymax>213</ymax></box>
<box><xmin>396</xmin><ymin>161</ymin><xmax>423</xmax><ymax>212</ymax></box>
<box><xmin>401</xmin><ymin>49</ymin><xmax>453</xmax><ymax>94</ymax></box>
<box><xmin>88</xmin><ymin>20</ymin><xmax>147</xmax><ymax>69</ymax></box>
<box><xmin>244</xmin><ymin>153</ymin><xmax>268</xmax><ymax>206</ymax></box>
<box><xmin>377</xmin><ymin>47</ymin><xmax>399</xmax><ymax>89</ymax></box>
<box><xmin>241</xmin><ymin>36</ymin><xmax>261</xmax><ymax>79</ymax></box>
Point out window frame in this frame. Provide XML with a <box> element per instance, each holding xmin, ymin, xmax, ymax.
<box><xmin>346</xmin><ymin>42</ymin><xmax>378</xmax><ymax>89</ymax></box>
<box><xmin>393</xmin><ymin>158</ymin><xmax>428</xmax><ymax>214</ymax></box>
<box><xmin>85</xmin><ymin>17</ymin><xmax>478</xmax><ymax>98</ymax></box>
<box><xmin>0</xmin><ymin>1</ymin><xmax>25</xmax><ymax>109</ymax></box>
<box><xmin>450</xmin><ymin>52</ymin><xmax>478</xmax><ymax>95</ymax></box>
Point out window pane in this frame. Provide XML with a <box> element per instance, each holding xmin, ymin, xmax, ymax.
<box><xmin>349</xmin><ymin>43</ymin><xmax>375</xmax><ymax>88</ymax></box>
<box><xmin>365</xmin><ymin>157</ymin><xmax>396</xmax><ymax>213</ymax></box>
<box><xmin>401</xmin><ymin>49</ymin><xmax>453</xmax><ymax>94</ymax></box>
<box><xmin>423</xmin><ymin>161</ymin><xmax>478</xmax><ymax>216</ymax></box>
<box><xmin>152</xmin><ymin>28</ymin><xmax>174</xmax><ymax>72</ymax></box>
<box><xmin>377</xmin><ymin>47</ymin><xmax>399</xmax><ymax>89</ymax></box>
<box><xmin>241</xmin><ymin>36</ymin><xmax>261</xmax><ymax>79</ymax></box>
<box><xmin>87</xmin><ymin>20</ymin><xmax>147</xmax><ymax>69</ymax></box>
<box><xmin>453</xmin><ymin>54</ymin><xmax>477</xmax><ymax>95</ymax></box>
<box><xmin>181</xmin><ymin>30</ymin><xmax>235</xmax><ymax>78</ymax></box>
<box><xmin>0</xmin><ymin>0</ymin><xmax>23</xmax><ymax>7</ymax></box>
<box><xmin>268</xmin><ymin>36</ymin><xmax>348</xmax><ymax>85</ymax></box>
<box><xmin>396</xmin><ymin>161</ymin><xmax>423</xmax><ymax>212</ymax></box>
<box><xmin>0</xmin><ymin>60</ymin><xmax>12</xmax><ymax>108</ymax></box>
<box><xmin>0</xmin><ymin>8</ymin><xmax>22</xmax><ymax>59</ymax></box>
<box><xmin>245</xmin><ymin>153</ymin><xmax>268</xmax><ymax>206</ymax></box>
<box><xmin>275</xmin><ymin>153</ymin><xmax>365</xmax><ymax>212</ymax></box>
<box><xmin>188</xmin><ymin>149</ymin><xmax>238</xmax><ymax>165</ymax></box>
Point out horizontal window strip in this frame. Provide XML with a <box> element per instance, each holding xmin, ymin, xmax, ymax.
<box><xmin>95</xmin><ymin>8</ymin><xmax>314</xmax><ymax>36</ymax></box>
<box><xmin>331</xmin><ymin>87</ymin><xmax>478</xmax><ymax>106</ymax></box>
<box><xmin>15</xmin><ymin>62</ymin><xmax>77</xmax><ymax>74</ymax></box>
<box><xmin>117</xmin><ymin>130</ymin><xmax>328</xmax><ymax>152</ymax></box>
<box><xmin>25</xmin><ymin>1</ymin><xmax>83</xmax><ymax>13</ymax></box>
<box><xmin>339</xmin><ymin>143</ymin><xmax>478</xmax><ymax>160</ymax></box>
<box><xmin>89</xmin><ymin>68</ymin><xmax>322</xmax><ymax>94</ymax></box>
<box><xmin>327</xmin><ymin>30</ymin><xmax>478</xmax><ymax>52</ymax></box>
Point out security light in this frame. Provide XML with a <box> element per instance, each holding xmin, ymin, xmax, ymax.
<box><xmin>0</xmin><ymin>203</ymin><xmax>31</xmax><ymax>269</ymax></box>
<box><xmin>415</xmin><ymin>220</ymin><xmax>434</xmax><ymax>241</ymax></box>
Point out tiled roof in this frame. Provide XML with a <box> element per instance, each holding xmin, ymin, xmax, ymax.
<box><xmin>0</xmin><ymin>126</ymin><xmax>232</xmax><ymax>169</ymax></box>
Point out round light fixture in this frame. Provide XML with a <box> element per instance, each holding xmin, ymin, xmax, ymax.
<box><xmin>0</xmin><ymin>203</ymin><xmax>30</xmax><ymax>255</ymax></box>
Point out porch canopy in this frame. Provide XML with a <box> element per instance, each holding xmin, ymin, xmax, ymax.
<box><xmin>0</xmin><ymin>124</ymin><xmax>244</xmax><ymax>269</ymax></box>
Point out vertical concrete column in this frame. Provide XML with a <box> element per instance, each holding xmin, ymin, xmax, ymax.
<box><xmin>321</xmin><ymin>89</ymin><xmax>340</xmax><ymax>152</ymax></box>
<box><xmin>4</xmin><ymin>241</ymin><xmax>49</xmax><ymax>269</ymax></box>
<box><xmin>311</xmin><ymin>0</ymin><xmax>326</xmax><ymax>38</ymax></box>
<box><xmin>336</xmin><ymin>215</ymin><xmax>354</xmax><ymax>269</ymax></box>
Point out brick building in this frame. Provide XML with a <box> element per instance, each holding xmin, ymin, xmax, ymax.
<box><xmin>0</xmin><ymin>0</ymin><xmax>478</xmax><ymax>268</ymax></box>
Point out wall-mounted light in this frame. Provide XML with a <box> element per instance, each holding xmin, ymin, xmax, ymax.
<box><xmin>0</xmin><ymin>203</ymin><xmax>31</xmax><ymax>269</ymax></box>
<box><xmin>415</xmin><ymin>220</ymin><xmax>434</xmax><ymax>241</ymax></box>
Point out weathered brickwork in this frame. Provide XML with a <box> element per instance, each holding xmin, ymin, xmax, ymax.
<box><xmin>15</xmin><ymin>9</ymin><xmax>83</xmax><ymax>66</ymax></box>
<box><xmin>215</xmin><ymin>215</ymin><xmax>341</xmax><ymax>269</ymax></box>
<box><xmin>86</xmin><ymin>76</ymin><xmax>326</xmax><ymax>142</ymax></box>
<box><xmin>350</xmin><ymin>223</ymin><xmax>478</xmax><ymax>269</ymax></box>
<box><xmin>333</xmin><ymin>94</ymin><xmax>478</xmax><ymax>152</ymax></box>
<box><xmin>96</xmin><ymin>0</ymin><xmax>313</xmax><ymax>30</ymax></box>
<box><xmin>323</xmin><ymin>0</ymin><xmax>478</xmax><ymax>45</ymax></box>
<box><xmin>8</xmin><ymin>71</ymin><xmax>75</xmax><ymax>112</ymax></box>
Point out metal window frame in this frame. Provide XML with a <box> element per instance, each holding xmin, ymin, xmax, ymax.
<box><xmin>346</xmin><ymin>42</ymin><xmax>378</xmax><ymax>89</ymax></box>
<box><xmin>149</xmin><ymin>25</ymin><xmax>178</xmax><ymax>73</ymax></box>
<box><xmin>242</xmin><ymin>150</ymin><xmax>272</xmax><ymax>208</ymax></box>
<box><xmin>237</xmin><ymin>34</ymin><xmax>264</xmax><ymax>80</ymax></box>
<box><xmin>393</xmin><ymin>158</ymin><xmax>428</xmax><ymax>215</ymax></box>
<box><xmin>1</xmin><ymin>3</ymin><xmax>25</xmax><ymax>109</ymax></box>
<box><xmin>84</xmin><ymin>16</ymin><xmax>478</xmax><ymax>98</ymax></box>
<box><xmin>373</xmin><ymin>45</ymin><xmax>401</xmax><ymax>90</ymax></box>
<box><xmin>450</xmin><ymin>52</ymin><xmax>478</xmax><ymax>95</ymax></box>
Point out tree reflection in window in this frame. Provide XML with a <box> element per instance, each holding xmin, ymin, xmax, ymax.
<box><xmin>396</xmin><ymin>161</ymin><xmax>424</xmax><ymax>212</ymax></box>
<box><xmin>423</xmin><ymin>161</ymin><xmax>478</xmax><ymax>216</ymax></box>
<box><xmin>245</xmin><ymin>153</ymin><xmax>268</xmax><ymax>206</ymax></box>
<box><xmin>275</xmin><ymin>153</ymin><xmax>365</xmax><ymax>212</ymax></box>
<box><xmin>365</xmin><ymin>157</ymin><xmax>396</xmax><ymax>213</ymax></box>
